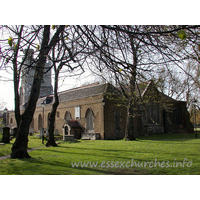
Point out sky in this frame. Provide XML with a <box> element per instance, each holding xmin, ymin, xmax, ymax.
<box><xmin>0</xmin><ymin>77</ymin><xmax>14</xmax><ymax>110</ymax></box>
<box><xmin>0</xmin><ymin>68</ymin><xmax>14</xmax><ymax>110</ymax></box>
<box><xmin>0</xmin><ymin>2</ymin><xmax>198</xmax><ymax>111</ymax></box>
<box><xmin>0</xmin><ymin>66</ymin><xmax>99</xmax><ymax>111</ymax></box>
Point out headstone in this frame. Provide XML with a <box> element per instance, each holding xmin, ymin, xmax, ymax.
<box><xmin>45</xmin><ymin>129</ymin><xmax>49</xmax><ymax>137</ymax></box>
<box><xmin>55</xmin><ymin>129</ymin><xmax>59</xmax><ymax>136</ymax></box>
<box><xmin>10</xmin><ymin>128</ymin><xmax>14</xmax><ymax>136</ymax></box>
<box><xmin>29</xmin><ymin>127</ymin><xmax>34</xmax><ymax>136</ymax></box>
<box><xmin>39</xmin><ymin>128</ymin><xmax>43</xmax><ymax>138</ymax></box>
<box><xmin>10</xmin><ymin>127</ymin><xmax>17</xmax><ymax>137</ymax></box>
<box><xmin>3</xmin><ymin>127</ymin><xmax>10</xmax><ymax>143</ymax></box>
<box><xmin>64</xmin><ymin>135</ymin><xmax>74</xmax><ymax>142</ymax></box>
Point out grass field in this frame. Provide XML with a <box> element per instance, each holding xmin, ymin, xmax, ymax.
<box><xmin>0</xmin><ymin>134</ymin><xmax>44</xmax><ymax>157</ymax></box>
<box><xmin>0</xmin><ymin>133</ymin><xmax>200</xmax><ymax>175</ymax></box>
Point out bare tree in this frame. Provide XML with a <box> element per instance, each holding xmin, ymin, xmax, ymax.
<box><xmin>46</xmin><ymin>26</ymin><xmax>84</xmax><ymax>146</ymax></box>
<box><xmin>0</xmin><ymin>25</ymin><xmax>65</xmax><ymax>158</ymax></box>
<box><xmin>0</xmin><ymin>25</ymin><xmax>38</xmax><ymax>128</ymax></box>
<box><xmin>79</xmin><ymin>25</ymin><xmax>200</xmax><ymax>139</ymax></box>
<box><xmin>45</xmin><ymin>25</ymin><xmax>104</xmax><ymax>147</ymax></box>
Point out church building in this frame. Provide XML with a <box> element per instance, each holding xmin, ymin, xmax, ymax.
<box><xmin>7</xmin><ymin>50</ymin><xmax>193</xmax><ymax>139</ymax></box>
<box><xmin>8</xmin><ymin>80</ymin><xmax>193</xmax><ymax>140</ymax></box>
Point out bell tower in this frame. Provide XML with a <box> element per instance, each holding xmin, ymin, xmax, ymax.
<box><xmin>20</xmin><ymin>49</ymin><xmax>53</xmax><ymax>106</ymax></box>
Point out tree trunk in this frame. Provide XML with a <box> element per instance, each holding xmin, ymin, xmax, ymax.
<box><xmin>10</xmin><ymin>26</ymin><xmax>65</xmax><ymax>158</ymax></box>
<box><xmin>11</xmin><ymin>26</ymin><xmax>65</xmax><ymax>158</ymax></box>
<box><xmin>11</xmin><ymin>65</ymin><xmax>46</xmax><ymax>158</ymax></box>
<box><xmin>10</xmin><ymin>111</ymin><xmax>33</xmax><ymax>158</ymax></box>
<box><xmin>11</xmin><ymin>26</ymin><xmax>51</xmax><ymax>158</ymax></box>
<box><xmin>14</xmin><ymin>82</ymin><xmax>21</xmax><ymax>129</ymax></box>
<box><xmin>46</xmin><ymin>64</ymin><xmax>62</xmax><ymax>147</ymax></box>
<box><xmin>124</xmin><ymin>99</ymin><xmax>136</xmax><ymax>140</ymax></box>
<box><xmin>125</xmin><ymin>35</ymin><xmax>138</xmax><ymax>140</ymax></box>
<box><xmin>45</xmin><ymin>97</ymin><xmax>58</xmax><ymax>147</ymax></box>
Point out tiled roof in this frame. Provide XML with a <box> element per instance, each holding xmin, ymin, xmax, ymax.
<box><xmin>36</xmin><ymin>83</ymin><xmax>120</xmax><ymax>107</ymax></box>
<box><xmin>36</xmin><ymin>95</ymin><xmax>54</xmax><ymax>108</ymax></box>
<box><xmin>35</xmin><ymin>80</ymin><xmax>183</xmax><ymax>108</ymax></box>
<box><xmin>59</xmin><ymin>83</ymin><xmax>107</xmax><ymax>103</ymax></box>
<box><xmin>67</xmin><ymin>120</ymin><xmax>83</xmax><ymax>129</ymax></box>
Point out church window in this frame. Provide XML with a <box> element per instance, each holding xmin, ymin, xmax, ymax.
<box><xmin>64</xmin><ymin>111</ymin><xmax>72</xmax><ymax>121</ymax></box>
<box><xmin>75</xmin><ymin>106</ymin><xmax>80</xmax><ymax>119</ymax></box>
<box><xmin>86</xmin><ymin>108</ymin><xmax>94</xmax><ymax>132</ymax></box>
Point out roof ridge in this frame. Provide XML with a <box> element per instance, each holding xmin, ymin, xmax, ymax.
<box><xmin>58</xmin><ymin>82</ymin><xmax>103</xmax><ymax>94</ymax></box>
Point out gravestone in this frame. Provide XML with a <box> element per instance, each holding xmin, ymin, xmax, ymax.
<box><xmin>39</xmin><ymin>128</ymin><xmax>43</xmax><ymax>138</ymax></box>
<box><xmin>63</xmin><ymin>135</ymin><xmax>74</xmax><ymax>142</ymax></box>
<box><xmin>55</xmin><ymin>129</ymin><xmax>59</xmax><ymax>136</ymax></box>
<box><xmin>3</xmin><ymin>127</ymin><xmax>10</xmax><ymax>143</ymax></box>
<box><xmin>29</xmin><ymin>127</ymin><xmax>34</xmax><ymax>136</ymax></box>
<box><xmin>10</xmin><ymin>128</ymin><xmax>14</xmax><ymax>136</ymax></box>
<box><xmin>44</xmin><ymin>129</ymin><xmax>49</xmax><ymax>137</ymax></box>
<box><xmin>10</xmin><ymin>127</ymin><xmax>17</xmax><ymax>137</ymax></box>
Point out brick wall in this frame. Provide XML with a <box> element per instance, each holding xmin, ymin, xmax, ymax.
<box><xmin>33</xmin><ymin>93</ymin><xmax>105</xmax><ymax>138</ymax></box>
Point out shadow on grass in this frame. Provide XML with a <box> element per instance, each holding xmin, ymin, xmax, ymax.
<box><xmin>29</xmin><ymin>144</ymin><xmax>199</xmax><ymax>162</ymax></box>
<box><xmin>138</xmin><ymin>133</ymin><xmax>199</xmax><ymax>142</ymax></box>
<box><xmin>22</xmin><ymin>157</ymin><xmax>149</xmax><ymax>175</ymax></box>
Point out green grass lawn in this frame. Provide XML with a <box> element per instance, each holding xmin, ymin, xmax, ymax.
<box><xmin>0</xmin><ymin>133</ymin><xmax>200</xmax><ymax>175</ymax></box>
<box><xmin>0</xmin><ymin>134</ymin><xmax>44</xmax><ymax>157</ymax></box>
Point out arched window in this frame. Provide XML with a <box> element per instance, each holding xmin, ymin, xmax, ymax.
<box><xmin>38</xmin><ymin>114</ymin><xmax>42</xmax><ymax>130</ymax></box>
<box><xmin>10</xmin><ymin>118</ymin><xmax>13</xmax><ymax>124</ymax></box>
<box><xmin>64</xmin><ymin>111</ymin><xmax>72</xmax><ymax>121</ymax></box>
<box><xmin>85</xmin><ymin>108</ymin><xmax>94</xmax><ymax>132</ymax></box>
